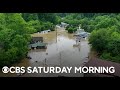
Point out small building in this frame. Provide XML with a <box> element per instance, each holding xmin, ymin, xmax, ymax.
<box><xmin>30</xmin><ymin>42</ymin><xmax>47</xmax><ymax>49</ymax></box>
<box><xmin>79</xmin><ymin>32</ymin><xmax>88</xmax><ymax>38</ymax></box>
<box><xmin>30</xmin><ymin>37</ymin><xmax>43</xmax><ymax>44</ymax></box>
<box><xmin>61</xmin><ymin>22</ymin><xmax>69</xmax><ymax>28</ymax></box>
<box><xmin>29</xmin><ymin>37</ymin><xmax>48</xmax><ymax>49</ymax></box>
<box><xmin>41</xmin><ymin>30</ymin><xmax>51</xmax><ymax>34</ymax></box>
<box><xmin>74</xmin><ymin>26</ymin><xmax>90</xmax><ymax>38</ymax></box>
<box><xmin>56</xmin><ymin>25</ymin><xmax>61</xmax><ymax>28</ymax></box>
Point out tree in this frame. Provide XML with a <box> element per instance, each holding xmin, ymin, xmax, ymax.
<box><xmin>22</xmin><ymin>13</ymin><xmax>38</xmax><ymax>22</ymax></box>
<box><xmin>0</xmin><ymin>13</ymin><xmax>35</xmax><ymax>67</ymax></box>
<box><xmin>89</xmin><ymin>29</ymin><xmax>109</xmax><ymax>53</ymax></box>
<box><xmin>38</xmin><ymin>13</ymin><xmax>58</xmax><ymax>24</ymax></box>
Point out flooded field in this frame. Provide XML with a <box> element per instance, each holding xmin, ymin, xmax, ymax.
<box><xmin>0</xmin><ymin>27</ymin><xmax>90</xmax><ymax>77</ymax></box>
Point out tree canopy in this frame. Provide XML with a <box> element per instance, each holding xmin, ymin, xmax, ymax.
<box><xmin>0</xmin><ymin>13</ymin><xmax>59</xmax><ymax>67</ymax></box>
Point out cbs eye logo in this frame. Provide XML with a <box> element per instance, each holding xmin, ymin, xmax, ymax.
<box><xmin>2</xmin><ymin>66</ymin><xmax>26</xmax><ymax>74</ymax></box>
<box><xmin>2</xmin><ymin>66</ymin><xmax>9</xmax><ymax>73</ymax></box>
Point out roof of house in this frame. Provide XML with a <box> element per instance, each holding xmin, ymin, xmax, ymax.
<box><xmin>32</xmin><ymin>37</ymin><xmax>43</xmax><ymax>40</ymax></box>
<box><xmin>30</xmin><ymin>37</ymin><xmax>43</xmax><ymax>44</ymax></box>
<box><xmin>30</xmin><ymin>42</ymin><xmax>47</xmax><ymax>48</ymax></box>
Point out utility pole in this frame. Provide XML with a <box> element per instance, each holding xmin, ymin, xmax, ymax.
<box><xmin>55</xmin><ymin>25</ymin><xmax>58</xmax><ymax>51</ymax></box>
<box><xmin>59</xmin><ymin>52</ymin><xmax>62</xmax><ymax>66</ymax></box>
<box><xmin>55</xmin><ymin>25</ymin><xmax>57</xmax><ymax>43</ymax></box>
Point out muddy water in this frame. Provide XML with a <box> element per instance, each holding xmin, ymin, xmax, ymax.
<box><xmin>0</xmin><ymin>27</ymin><xmax>90</xmax><ymax>77</ymax></box>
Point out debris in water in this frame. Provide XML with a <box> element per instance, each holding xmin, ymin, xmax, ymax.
<box><xmin>46</xmin><ymin>53</ymin><xmax>48</xmax><ymax>55</ymax></box>
<box><xmin>26</xmin><ymin>56</ymin><xmax>32</xmax><ymax>59</ymax></box>
<box><xmin>85</xmin><ymin>56</ymin><xmax>89</xmax><ymax>59</ymax></box>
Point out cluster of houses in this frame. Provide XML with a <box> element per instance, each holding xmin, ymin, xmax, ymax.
<box><xmin>29</xmin><ymin>37</ymin><xmax>47</xmax><ymax>50</ymax></box>
<box><xmin>58</xmin><ymin>23</ymin><xmax>90</xmax><ymax>39</ymax></box>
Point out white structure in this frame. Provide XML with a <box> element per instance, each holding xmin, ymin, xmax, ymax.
<box><xmin>61</xmin><ymin>22</ymin><xmax>69</xmax><ymax>28</ymax></box>
<box><xmin>76</xmin><ymin>26</ymin><xmax>85</xmax><ymax>34</ymax></box>
<box><xmin>74</xmin><ymin>25</ymin><xmax>90</xmax><ymax>38</ymax></box>
<box><xmin>41</xmin><ymin>29</ymin><xmax>51</xmax><ymax>34</ymax></box>
<box><xmin>56</xmin><ymin>25</ymin><xmax>61</xmax><ymax>28</ymax></box>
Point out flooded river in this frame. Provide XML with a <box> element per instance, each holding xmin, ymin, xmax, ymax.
<box><xmin>0</xmin><ymin>27</ymin><xmax>90</xmax><ymax>77</ymax></box>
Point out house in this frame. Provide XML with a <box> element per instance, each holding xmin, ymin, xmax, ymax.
<box><xmin>41</xmin><ymin>30</ymin><xmax>51</xmax><ymax>34</ymax></box>
<box><xmin>30</xmin><ymin>42</ymin><xmax>47</xmax><ymax>49</ymax></box>
<box><xmin>56</xmin><ymin>25</ymin><xmax>61</xmax><ymax>28</ymax></box>
<box><xmin>61</xmin><ymin>22</ymin><xmax>69</xmax><ymax>28</ymax></box>
<box><xmin>76</xmin><ymin>29</ymin><xmax>84</xmax><ymax>33</ymax></box>
<box><xmin>29</xmin><ymin>37</ymin><xmax>48</xmax><ymax>49</ymax></box>
<box><xmin>74</xmin><ymin>32</ymin><xmax>88</xmax><ymax>38</ymax></box>
<box><xmin>30</xmin><ymin>37</ymin><xmax>43</xmax><ymax>44</ymax></box>
<box><xmin>46</xmin><ymin>29</ymin><xmax>51</xmax><ymax>32</ymax></box>
<box><xmin>78</xmin><ymin>32</ymin><xmax>88</xmax><ymax>38</ymax></box>
<box><xmin>74</xmin><ymin>26</ymin><xmax>90</xmax><ymax>38</ymax></box>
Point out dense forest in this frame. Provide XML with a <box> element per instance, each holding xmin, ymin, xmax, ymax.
<box><xmin>0</xmin><ymin>13</ymin><xmax>120</xmax><ymax>67</ymax></box>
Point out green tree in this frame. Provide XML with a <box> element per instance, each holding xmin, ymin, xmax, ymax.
<box><xmin>0</xmin><ymin>13</ymin><xmax>35</xmax><ymax>67</ymax></box>
<box><xmin>22</xmin><ymin>13</ymin><xmax>38</xmax><ymax>22</ymax></box>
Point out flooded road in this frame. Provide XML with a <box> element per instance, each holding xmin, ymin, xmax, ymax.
<box><xmin>0</xmin><ymin>27</ymin><xmax>90</xmax><ymax>77</ymax></box>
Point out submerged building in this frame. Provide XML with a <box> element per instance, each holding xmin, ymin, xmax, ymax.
<box><xmin>30</xmin><ymin>37</ymin><xmax>43</xmax><ymax>44</ymax></box>
<box><xmin>29</xmin><ymin>37</ymin><xmax>47</xmax><ymax>49</ymax></box>
<box><xmin>30</xmin><ymin>42</ymin><xmax>47</xmax><ymax>49</ymax></box>
<box><xmin>74</xmin><ymin>26</ymin><xmax>90</xmax><ymax>38</ymax></box>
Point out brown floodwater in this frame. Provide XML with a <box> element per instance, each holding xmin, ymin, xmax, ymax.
<box><xmin>0</xmin><ymin>27</ymin><xmax>90</xmax><ymax>77</ymax></box>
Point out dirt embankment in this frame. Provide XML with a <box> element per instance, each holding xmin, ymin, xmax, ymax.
<box><xmin>88</xmin><ymin>49</ymin><xmax>99</xmax><ymax>60</ymax></box>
